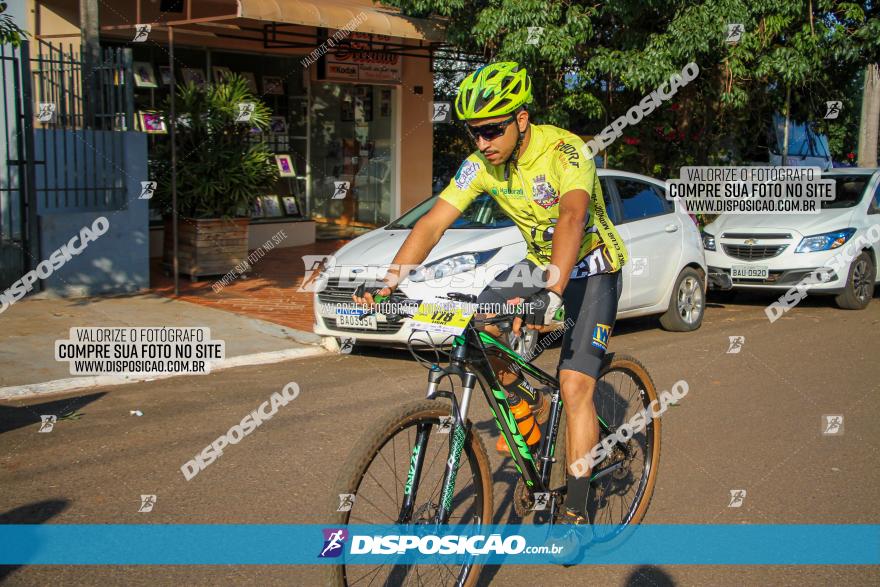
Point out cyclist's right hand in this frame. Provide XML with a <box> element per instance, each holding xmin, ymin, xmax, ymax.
<box><xmin>352</xmin><ymin>283</ymin><xmax>392</xmax><ymax>306</ymax></box>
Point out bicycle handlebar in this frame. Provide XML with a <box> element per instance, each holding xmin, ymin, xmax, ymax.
<box><xmin>351</xmin><ymin>283</ymin><xmax>524</xmax><ymax>326</ymax></box>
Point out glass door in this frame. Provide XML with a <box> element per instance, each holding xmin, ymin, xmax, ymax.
<box><xmin>308</xmin><ymin>83</ymin><xmax>395</xmax><ymax>232</ymax></box>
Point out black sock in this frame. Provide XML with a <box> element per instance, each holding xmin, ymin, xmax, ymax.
<box><xmin>564</xmin><ymin>476</ymin><xmax>591</xmax><ymax>515</ymax></box>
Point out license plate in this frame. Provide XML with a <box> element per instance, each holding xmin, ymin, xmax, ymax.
<box><xmin>336</xmin><ymin>314</ymin><xmax>377</xmax><ymax>330</ymax></box>
<box><xmin>731</xmin><ymin>265</ymin><xmax>769</xmax><ymax>279</ymax></box>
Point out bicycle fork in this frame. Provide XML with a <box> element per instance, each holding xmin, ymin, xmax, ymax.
<box><xmin>398</xmin><ymin>361</ymin><xmax>477</xmax><ymax>525</ymax></box>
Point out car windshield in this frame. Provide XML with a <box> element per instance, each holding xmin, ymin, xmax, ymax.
<box><xmin>822</xmin><ymin>175</ymin><xmax>872</xmax><ymax>209</ymax></box>
<box><xmin>385</xmin><ymin>193</ymin><xmax>516</xmax><ymax>229</ymax></box>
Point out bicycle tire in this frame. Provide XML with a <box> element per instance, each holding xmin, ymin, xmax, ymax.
<box><xmin>327</xmin><ymin>400</ymin><xmax>494</xmax><ymax>587</ymax></box>
<box><xmin>552</xmin><ymin>352</ymin><xmax>661</xmax><ymax>529</ymax></box>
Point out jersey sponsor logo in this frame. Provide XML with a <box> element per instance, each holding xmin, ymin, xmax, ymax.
<box><xmin>591</xmin><ymin>323</ymin><xmax>611</xmax><ymax>350</ymax></box>
<box><xmin>531</xmin><ymin>174</ymin><xmax>559</xmax><ymax>209</ymax></box>
<box><xmin>454</xmin><ymin>160</ymin><xmax>480</xmax><ymax>190</ymax></box>
<box><xmin>570</xmin><ymin>244</ymin><xmax>612</xmax><ymax>279</ymax></box>
<box><xmin>553</xmin><ymin>140</ymin><xmax>580</xmax><ymax>168</ymax></box>
<box><xmin>492</xmin><ymin>186</ymin><xmax>525</xmax><ymax>198</ymax></box>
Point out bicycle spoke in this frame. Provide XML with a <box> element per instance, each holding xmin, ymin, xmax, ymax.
<box><xmin>354</xmin><ymin>491</ymin><xmax>398</xmax><ymax>523</ymax></box>
<box><xmin>348</xmin><ymin>563</ymin><xmax>384</xmax><ymax>585</ymax></box>
<box><xmin>365</xmin><ymin>466</ymin><xmax>400</xmax><ymax>510</ymax></box>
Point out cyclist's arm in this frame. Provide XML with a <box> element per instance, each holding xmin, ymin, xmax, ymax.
<box><xmin>382</xmin><ymin>199</ymin><xmax>462</xmax><ymax>290</ymax></box>
<box><xmin>548</xmin><ymin>188</ymin><xmax>589</xmax><ymax>295</ymax></box>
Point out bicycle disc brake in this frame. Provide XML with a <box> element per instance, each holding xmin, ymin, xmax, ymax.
<box><xmin>513</xmin><ymin>478</ymin><xmax>559</xmax><ymax>522</ymax></box>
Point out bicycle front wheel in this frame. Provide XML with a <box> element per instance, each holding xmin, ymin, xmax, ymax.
<box><xmin>327</xmin><ymin>400</ymin><xmax>494</xmax><ymax>587</ymax></box>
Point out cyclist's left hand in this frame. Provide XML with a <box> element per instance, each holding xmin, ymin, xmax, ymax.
<box><xmin>512</xmin><ymin>290</ymin><xmax>563</xmax><ymax>335</ymax></box>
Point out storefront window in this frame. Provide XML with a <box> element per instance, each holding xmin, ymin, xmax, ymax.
<box><xmin>308</xmin><ymin>83</ymin><xmax>395</xmax><ymax>229</ymax></box>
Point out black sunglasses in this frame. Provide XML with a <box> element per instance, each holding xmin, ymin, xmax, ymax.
<box><xmin>465</xmin><ymin>116</ymin><xmax>516</xmax><ymax>141</ymax></box>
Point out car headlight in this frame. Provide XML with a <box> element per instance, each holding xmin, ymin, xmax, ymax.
<box><xmin>795</xmin><ymin>228</ymin><xmax>856</xmax><ymax>253</ymax></box>
<box><xmin>701</xmin><ymin>231</ymin><xmax>716</xmax><ymax>251</ymax></box>
<box><xmin>408</xmin><ymin>249</ymin><xmax>500</xmax><ymax>282</ymax></box>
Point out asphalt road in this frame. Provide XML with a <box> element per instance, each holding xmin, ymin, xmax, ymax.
<box><xmin>2</xmin><ymin>290</ymin><xmax>879</xmax><ymax>586</ymax></box>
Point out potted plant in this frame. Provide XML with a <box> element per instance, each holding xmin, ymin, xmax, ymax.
<box><xmin>151</xmin><ymin>74</ymin><xmax>278</xmax><ymax>280</ymax></box>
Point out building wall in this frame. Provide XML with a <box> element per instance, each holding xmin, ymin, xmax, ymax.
<box><xmin>37</xmin><ymin>130</ymin><xmax>149</xmax><ymax>296</ymax></box>
<box><xmin>399</xmin><ymin>53</ymin><xmax>435</xmax><ymax>214</ymax></box>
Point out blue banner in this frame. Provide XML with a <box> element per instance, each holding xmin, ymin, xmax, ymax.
<box><xmin>0</xmin><ymin>524</ymin><xmax>877</xmax><ymax>565</ymax></box>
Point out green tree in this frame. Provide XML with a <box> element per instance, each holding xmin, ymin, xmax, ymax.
<box><xmin>150</xmin><ymin>74</ymin><xmax>278</xmax><ymax>218</ymax></box>
<box><xmin>390</xmin><ymin>0</ymin><xmax>880</xmax><ymax>176</ymax></box>
<box><xmin>0</xmin><ymin>10</ymin><xmax>27</xmax><ymax>47</ymax></box>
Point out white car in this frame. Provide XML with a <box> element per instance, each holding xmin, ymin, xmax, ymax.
<box><xmin>703</xmin><ymin>168</ymin><xmax>880</xmax><ymax>309</ymax></box>
<box><xmin>313</xmin><ymin>170</ymin><xmax>708</xmax><ymax>349</ymax></box>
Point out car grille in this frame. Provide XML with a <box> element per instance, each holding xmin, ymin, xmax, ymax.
<box><xmin>317</xmin><ymin>278</ymin><xmax>409</xmax><ymax>305</ymax></box>
<box><xmin>323</xmin><ymin>318</ymin><xmax>404</xmax><ymax>334</ymax></box>
<box><xmin>722</xmin><ymin>244</ymin><xmax>788</xmax><ymax>261</ymax></box>
<box><xmin>317</xmin><ymin>278</ymin><xmax>409</xmax><ymax>335</ymax></box>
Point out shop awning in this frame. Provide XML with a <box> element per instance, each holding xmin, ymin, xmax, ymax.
<box><xmin>98</xmin><ymin>0</ymin><xmax>445</xmax><ymax>43</ymax></box>
<box><xmin>236</xmin><ymin>0</ymin><xmax>445</xmax><ymax>42</ymax></box>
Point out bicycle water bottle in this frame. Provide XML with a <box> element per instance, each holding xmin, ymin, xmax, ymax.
<box><xmin>507</xmin><ymin>393</ymin><xmax>541</xmax><ymax>446</ymax></box>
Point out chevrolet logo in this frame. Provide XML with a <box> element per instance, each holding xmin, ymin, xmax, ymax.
<box><xmin>743</xmin><ymin>238</ymin><xmax>758</xmax><ymax>245</ymax></box>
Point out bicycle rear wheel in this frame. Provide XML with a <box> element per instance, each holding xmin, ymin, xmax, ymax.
<box><xmin>554</xmin><ymin>353</ymin><xmax>661</xmax><ymax>540</ymax></box>
<box><xmin>327</xmin><ymin>400</ymin><xmax>494</xmax><ymax>587</ymax></box>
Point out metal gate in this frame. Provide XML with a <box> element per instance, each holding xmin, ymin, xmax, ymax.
<box><xmin>0</xmin><ymin>39</ymin><xmax>133</xmax><ymax>292</ymax></box>
<box><xmin>0</xmin><ymin>40</ymin><xmax>35</xmax><ymax>291</ymax></box>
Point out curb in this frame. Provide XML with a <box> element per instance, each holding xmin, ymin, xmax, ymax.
<box><xmin>0</xmin><ymin>346</ymin><xmax>329</xmax><ymax>401</ymax></box>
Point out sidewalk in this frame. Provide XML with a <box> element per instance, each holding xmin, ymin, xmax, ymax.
<box><xmin>0</xmin><ymin>294</ymin><xmax>327</xmax><ymax>399</ymax></box>
<box><xmin>150</xmin><ymin>239</ymin><xmax>348</xmax><ymax>333</ymax></box>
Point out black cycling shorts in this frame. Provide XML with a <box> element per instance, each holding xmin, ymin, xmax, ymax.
<box><xmin>476</xmin><ymin>259</ymin><xmax>622</xmax><ymax>379</ymax></box>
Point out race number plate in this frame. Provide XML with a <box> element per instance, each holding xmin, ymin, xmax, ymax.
<box><xmin>410</xmin><ymin>298</ymin><xmax>475</xmax><ymax>335</ymax></box>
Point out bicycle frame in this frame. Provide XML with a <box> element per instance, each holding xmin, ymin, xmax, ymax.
<box><xmin>398</xmin><ymin>318</ymin><xmax>616</xmax><ymax>525</ymax></box>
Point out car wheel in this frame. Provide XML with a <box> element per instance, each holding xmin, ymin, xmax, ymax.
<box><xmin>507</xmin><ymin>327</ymin><xmax>540</xmax><ymax>359</ymax></box>
<box><xmin>659</xmin><ymin>267</ymin><xmax>705</xmax><ymax>332</ymax></box>
<box><xmin>834</xmin><ymin>252</ymin><xmax>875</xmax><ymax>310</ymax></box>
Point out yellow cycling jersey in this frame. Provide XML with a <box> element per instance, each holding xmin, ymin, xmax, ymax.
<box><xmin>439</xmin><ymin>124</ymin><xmax>628</xmax><ymax>277</ymax></box>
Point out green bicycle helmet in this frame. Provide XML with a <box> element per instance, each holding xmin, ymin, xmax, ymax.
<box><xmin>454</xmin><ymin>61</ymin><xmax>533</xmax><ymax>120</ymax></box>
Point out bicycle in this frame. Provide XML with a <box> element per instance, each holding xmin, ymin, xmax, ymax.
<box><xmin>328</xmin><ymin>288</ymin><xmax>661</xmax><ymax>586</ymax></box>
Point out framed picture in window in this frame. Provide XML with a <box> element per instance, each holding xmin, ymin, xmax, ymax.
<box><xmin>159</xmin><ymin>66</ymin><xmax>173</xmax><ymax>85</ymax></box>
<box><xmin>251</xmin><ymin>197</ymin><xmax>265</xmax><ymax>218</ymax></box>
<box><xmin>275</xmin><ymin>154</ymin><xmax>296</xmax><ymax>177</ymax></box>
<box><xmin>262</xmin><ymin>75</ymin><xmax>284</xmax><ymax>95</ymax></box>
<box><xmin>137</xmin><ymin>111</ymin><xmax>167</xmax><ymax>134</ymax></box>
<box><xmin>181</xmin><ymin>67</ymin><xmax>207</xmax><ymax>88</ymax></box>
<box><xmin>380</xmin><ymin>88</ymin><xmax>391</xmax><ymax>117</ymax></box>
<box><xmin>355</xmin><ymin>85</ymin><xmax>373</xmax><ymax>122</ymax></box>
<box><xmin>269</xmin><ymin>116</ymin><xmax>288</xmax><ymax>134</ymax></box>
<box><xmin>212</xmin><ymin>66</ymin><xmax>233</xmax><ymax>83</ymax></box>
<box><xmin>261</xmin><ymin>195</ymin><xmax>284</xmax><ymax>218</ymax></box>
<box><xmin>240</xmin><ymin>72</ymin><xmax>258</xmax><ymax>93</ymax></box>
<box><xmin>133</xmin><ymin>62</ymin><xmax>158</xmax><ymax>88</ymax></box>
<box><xmin>340</xmin><ymin>94</ymin><xmax>355</xmax><ymax>122</ymax></box>
<box><xmin>281</xmin><ymin>196</ymin><xmax>300</xmax><ymax>217</ymax></box>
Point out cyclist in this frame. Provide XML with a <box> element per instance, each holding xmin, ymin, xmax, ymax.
<box><xmin>353</xmin><ymin>62</ymin><xmax>628</xmax><ymax>529</ymax></box>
